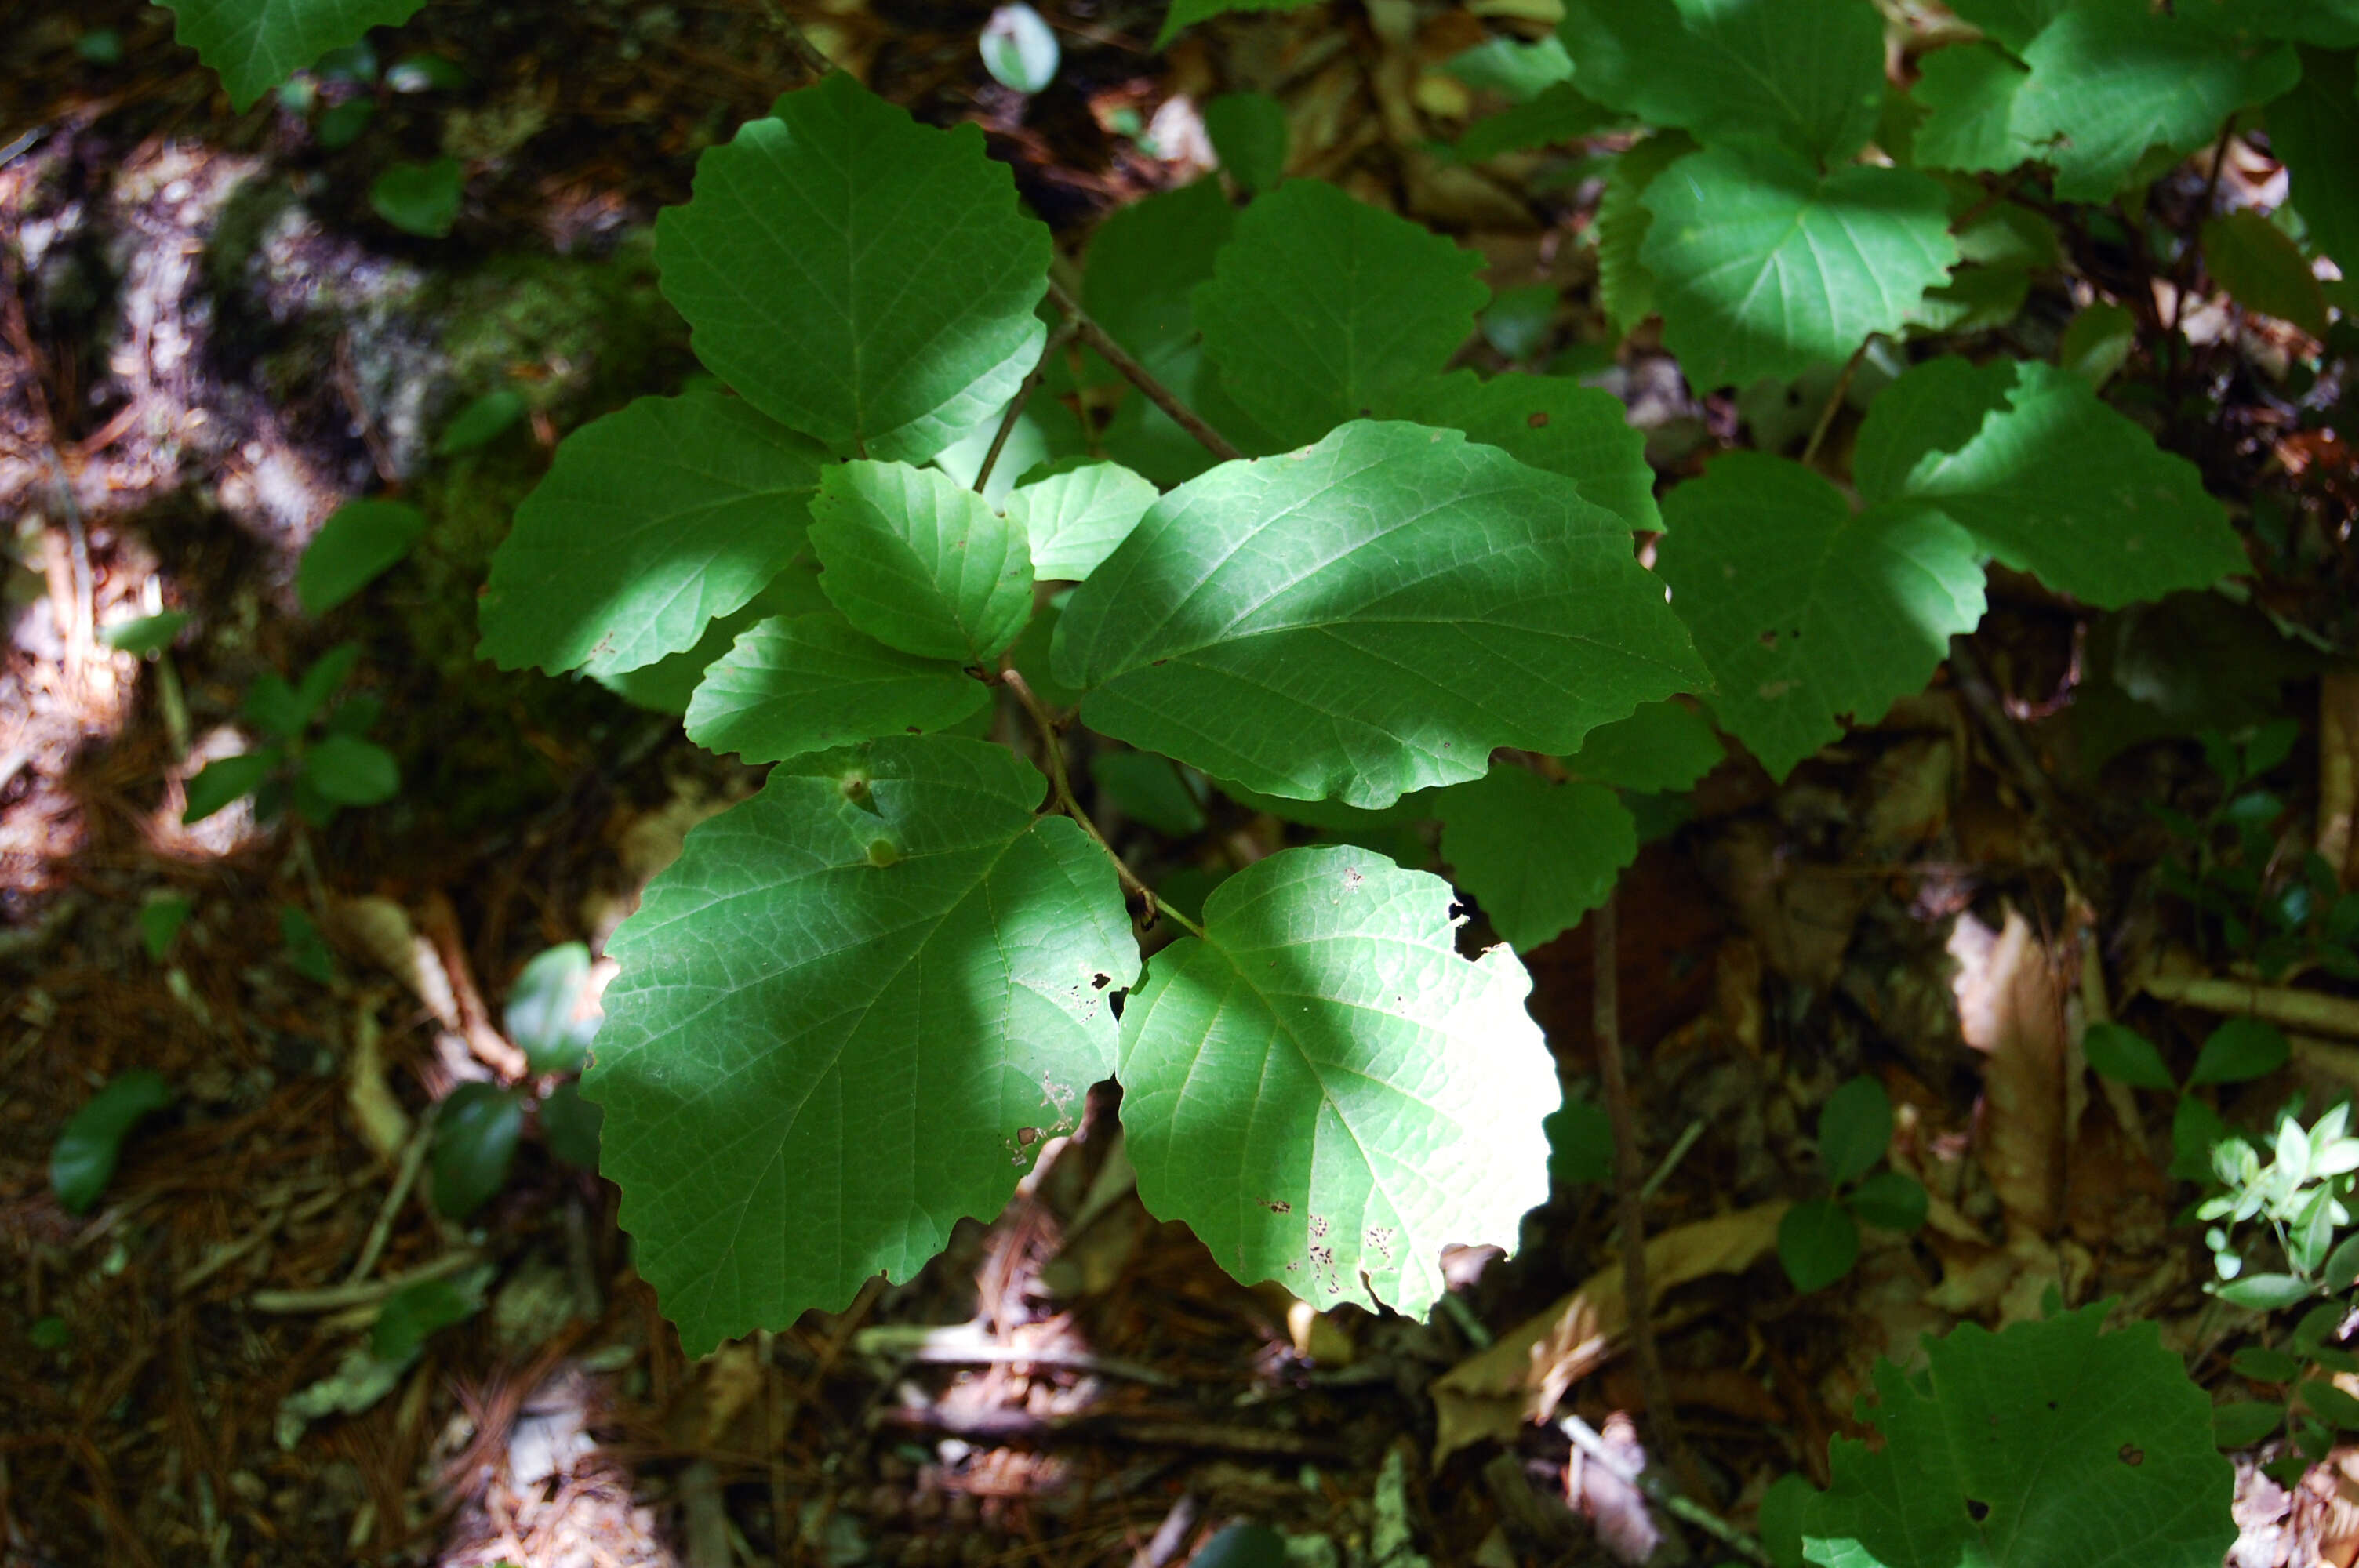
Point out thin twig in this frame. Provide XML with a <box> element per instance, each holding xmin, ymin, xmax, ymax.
<box><xmin>1592</xmin><ymin>892</ymin><xmax>1711</xmax><ymax>1503</ymax></box>
<box><xmin>974</xmin><ymin>321</ymin><xmax>1079</xmax><ymax>495</ymax></box>
<box><xmin>249</xmin><ymin>1250</ymin><xmax>483</xmax><ymax>1313</ymax></box>
<box><xmin>1799</xmin><ymin>339</ymin><xmax>1870</xmax><ymax>470</ymax></box>
<box><xmin>1045</xmin><ymin>277</ymin><xmax>1243</xmax><ymax>463</ymax></box>
<box><xmin>1560</xmin><ymin>1414</ymin><xmax>1776</xmax><ymax>1568</ymax></box>
<box><xmin>1946</xmin><ymin>635</ymin><xmax>2105</xmax><ymax>898</ymax></box>
<box><xmin>343</xmin><ymin>1107</ymin><xmax>437</xmax><ymax>1285</ymax></box>
<box><xmin>1000</xmin><ymin>666</ymin><xmax>1202</xmax><ymax>937</ymax></box>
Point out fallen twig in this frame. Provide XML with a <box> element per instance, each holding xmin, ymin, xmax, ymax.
<box><xmin>249</xmin><ymin>1249</ymin><xmax>482</xmax><ymax>1313</ymax></box>
<box><xmin>1560</xmin><ymin>1414</ymin><xmax>1774</xmax><ymax>1568</ymax></box>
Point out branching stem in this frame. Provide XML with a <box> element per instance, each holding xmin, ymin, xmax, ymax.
<box><xmin>1044</xmin><ymin>276</ymin><xmax>1244</xmax><ymax>463</ymax></box>
<box><xmin>1000</xmin><ymin>666</ymin><xmax>1204</xmax><ymax>938</ymax></box>
<box><xmin>1560</xmin><ymin>1414</ymin><xmax>1775</xmax><ymax>1568</ymax></box>
<box><xmin>973</xmin><ymin>321</ymin><xmax>1079</xmax><ymax>495</ymax></box>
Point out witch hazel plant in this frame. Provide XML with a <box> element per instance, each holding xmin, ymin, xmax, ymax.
<box><xmin>480</xmin><ymin>64</ymin><xmax>2248</xmax><ymax>1352</ymax></box>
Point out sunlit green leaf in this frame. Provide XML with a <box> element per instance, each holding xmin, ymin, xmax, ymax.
<box><xmin>809</xmin><ymin>461</ymin><xmax>1033</xmax><ymax>665</ymax></box>
<box><xmin>684</xmin><ymin>613</ymin><xmax>989</xmax><ymax>762</ymax></box>
<box><xmin>298</xmin><ymin>499</ymin><xmax>425</xmax><ymax>615</ymax></box>
<box><xmin>1117</xmin><ymin>845</ymin><xmax>1554</xmax><ymax>1317</ymax></box>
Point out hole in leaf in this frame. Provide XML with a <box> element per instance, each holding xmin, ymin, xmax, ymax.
<box><xmin>1965</xmin><ymin>1499</ymin><xmax>1990</xmax><ymax>1523</ymax></box>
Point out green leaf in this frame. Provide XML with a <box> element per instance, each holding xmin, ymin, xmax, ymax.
<box><xmin>1089</xmin><ymin>751</ymin><xmax>1207</xmax><ymax>837</ymax></box>
<box><xmin>1779</xmin><ymin>1198</ymin><xmax>1861</xmax><ymax>1293</ymax></box>
<box><xmin>434</xmin><ymin>388</ymin><xmax>528</xmax><ymax>456</ymax></box>
<box><xmin>1446</xmin><ymin>34</ymin><xmax>1575</xmax><ymax>102</ymax></box>
<box><xmin>103</xmin><ymin>610</ymin><xmax>189</xmax><ymax>656</ymax></box>
<box><xmin>2173</xmin><ymin>1095</ymin><xmax>2233</xmax><ymax>1182</ymax></box>
<box><xmin>2218</xmin><ymin>1273</ymin><xmax>2317</xmax><ymax>1311</ymax></box>
<box><xmin>1561</xmin><ymin>700</ymin><xmax>1722</xmax><ymax>793</ymax></box>
<box><xmin>2324</xmin><ymin>1232</ymin><xmax>2359</xmax><ymax>1291</ymax></box>
<box><xmin>2213</xmin><ymin>1400</ymin><xmax>2287</xmax><ymax>1448</ymax></box>
<box><xmin>140</xmin><ymin>893</ymin><xmax>192</xmax><ymax>962</ymax></box>
<box><xmin>655</xmin><ymin>74</ymin><xmax>1050</xmax><ymax>457</ymax></box>
<box><xmin>594</xmin><ymin>562</ymin><xmax>832</xmax><ymax>717</ymax></box>
<box><xmin>2059</xmin><ymin>302</ymin><xmax>2138</xmax><ymax>389</ymax></box>
<box><xmin>1911</xmin><ymin>43</ymin><xmax>2030</xmax><ymax>174</ymax></box>
<box><xmin>1819</xmin><ymin>1076</ymin><xmax>1893</xmax><ymax>1187</ymax></box>
<box><xmin>2083</xmin><ymin>1022</ymin><xmax>2177</xmax><ymax>1091</ymax></box>
<box><xmin>1800</xmin><ymin>1305</ymin><xmax>2237</xmax><ymax>1568</ymax></box>
<box><xmin>1655</xmin><ymin>452</ymin><xmax>1986</xmax><ymax>780</ymax></box>
<box><xmin>1943</xmin><ymin>0</ymin><xmax>2066</xmax><ymax>53</ymax></box>
<box><xmin>1558</xmin><ymin>0</ymin><xmax>1885</xmax><ymax>162</ymax></box>
<box><xmin>1849</xmin><ymin>1171</ymin><xmax>1929</xmax><ymax>1234</ymax></box>
<box><xmin>297</xmin><ymin>498</ymin><xmax>425</xmax><ymax>615</ymax></box>
<box><xmin>1594</xmin><ymin>132</ymin><xmax>1693</xmax><ymax>334</ymax></box>
<box><xmin>1437</xmin><ymin>768</ymin><xmax>1636</xmax><ymax>952</ymax></box>
<box><xmin>1639</xmin><ymin>149</ymin><xmax>1957</xmax><ymax>390</ymax></box>
<box><xmin>1155</xmin><ymin>0</ymin><xmax>1316</xmax><ymax>46</ymax></box>
<box><xmin>1082</xmin><ymin>179</ymin><xmax>1278</xmax><ymax>485</ymax></box>
<box><xmin>1384</xmin><ymin>370</ymin><xmax>1662</xmax><ymax>534</ymax></box>
<box><xmin>1116</xmin><ymin>844</ymin><xmax>1554</xmax><ymax>1316</ymax></box>
<box><xmin>2009</xmin><ymin>2</ymin><xmax>2298</xmax><ymax>202</ymax></box>
<box><xmin>1456</xmin><ymin>83</ymin><xmax>1616</xmax><ymax>162</ymax></box>
<box><xmin>504</xmin><ymin>942</ymin><xmax>598</xmax><ymax>1076</ymax></box>
<box><xmin>1194</xmin><ymin>180</ymin><xmax>1488</xmax><ymax>449</ymax></box>
<box><xmin>2231</xmin><ymin>1347</ymin><xmax>2306</xmax><ymax>1383</ymax></box>
<box><xmin>302</xmin><ymin>735</ymin><xmax>399</xmax><ymax>805</ymax></box>
<box><xmin>184</xmin><ymin>751</ymin><xmax>277</xmax><ymax>823</ymax></box>
<box><xmin>479</xmin><ymin>389</ymin><xmax>827</xmax><ymax>677</ymax></box>
<box><xmin>683</xmin><ymin>613</ymin><xmax>989</xmax><ymax>763</ymax></box>
<box><xmin>368</xmin><ymin>158</ymin><xmax>463</xmax><ymax>238</ymax></box>
<box><xmin>2189</xmin><ymin>1018</ymin><xmax>2290</xmax><ymax>1085</ymax></box>
<box><xmin>808</xmin><ymin>461</ymin><xmax>1034</xmax><ymax>665</ymax></box>
<box><xmin>2267</xmin><ymin>49</ymin><xmax>2359</xmax><ymax>274</ymax></box>
<box><xmin>50</xmin><ymin>1070</ymin><xmax>173</xmax><ymax>1215</ymax></box>
<box><xmin>2202</xmin><ymin>211</ymin><xmax>2328</xmax><ymax>336</ymax></box>
<box><xmin>1054</xmin><ymin>421</ymin><xmax>1706</xmax><ymax>809</ymax></box>
<box><xmin>370</xmin><ymin>1270</ymin><xmax>488</xmax><ymax>1363</ymax></box>
<box><xmin>1878</xmin><ymin>361</ymin><xmax>2246</xmax><ymax>608</ymax></box>
<box><xmin>540</xmin><ymin>1081</ymin><xmax>603</xmax><ymax>1169</ymax></box>
<box><xmin>1205</xmin><ymin>92</ymin><xmax>1289</xmax><ymax>192</ymax></box>
<box><xmin>1546</xmin><ymin>1094</ymin><xmax>1616</xmax><ymax>1186</ymax></box>
<box><xmin>432</xmin><ymin>1083</ymin><xmax>523</xmax><ymax>1220</ymax></box>
<box><xmin>980</xmin><ymin>2</ymin><xmax>1059</xmax><ymax>93</ymax></box>
<box><xmin>157</xmin><ymin>0</ymin><xmax>425</xmax><ymax>108</ymax></box>
<box><xmin>1005</xmin><ymin>460</ymin><xmax>1160</xmax><ymax>583</ymax></box>
<box><xmin>587</xmin><ymin>738</ymin><xmax>1138</xmax><ymax>1352</ymax></box>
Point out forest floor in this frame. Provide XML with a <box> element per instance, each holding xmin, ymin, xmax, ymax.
<box><xmin>6</xmin><ymin>1</ymin><xmax>2359</xmax><ymax>1565</ymax></box>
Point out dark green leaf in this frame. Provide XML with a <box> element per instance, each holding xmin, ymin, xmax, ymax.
<box><xmin>2190</xmin><ymin>1018</ymin><xmax>2291</xmax><ymax>1086</ymax></box>
<box><xmin>297</xmin><ymin>499</ymin><xmax>426</xmax><ymax>615</ymax></box>
<box><xmin>1819</xmin><ymin>1076</ymin><xmax>1894</xmax><ymax>1187</ymax></box>
<box><xmin>2203</xmin><ymin>211</ymin><xmax>2329</xmax><ymax>336</ymax></box>
<box><xmin>540</xmin><ymin>1081</ymin><xmax>603</xmax><ymax>1169</ymax></box>
<box><xmin>1562</xmin><ymin>701</ymin><xmax>1722</xmax><ymax>793</ymax></box>
<box><xmin>368</xmin><ymin>158</ymin><xmax>463</xmax><ymax>237</ymax></box>
<box><xmin>1205</xmin><ymin>92</ymin><xmax>1289</xmax><ymax>192</ymax></box>
<box><xmin>1437</xmin><ymin>768</ymin><xmax>1636</xmax><ymax>952</ymax></box>
<box><xmin>1559</xmin><ymin>0</ymin><xmax>1885</xmax><ymax>162</ymax></box>
<box><xmin>1195</xmin><ymin>180</ymin><xmax>1487</xmax><ymax>448</ymax></box>
<box><xmin>434</xmin><ymin>388</ymin><xmax>528</xmax><ymax>456</ymax></box>
<box><xmin>49</xmin><ymin>1070</ymin><xmax>173</xmax><ymax>1215</ymax></box>
<box><xmin>2302</xmin><ymin>1379</ymin><xmax>2359</xmax><ymax>1429</ymax></box>
<box><xmin>2230</xmin><ymin>1347</ymin><xmax>2305</xmax><ymax>1382</ymax></box>
<box><xmin>2083</xmin><ymin>1022</ymin><xmax>2177</xmax><ymax>1091</ymax></box>
<box><xmin>370</xmin><ymin>1271</ymin><xmax>487</xmax><ymax>1362</ymax></box>
<box><xmin>281</xmin><ymin>906</ymin><xmax>336</xmax><ymax>984</ymax></box>
<box><xmin>1801</xmin><ymin>1305</ymin><xmax>2235</xmax><ymax>1568</ymax></box>
<box><xmin>1779</xmin><ymin>1198</ymin><xmax>1860</xmax><ymax>1293</ymax></box>
<box><xmin>2213</xmin><ymin>1400</ymin><xmax>2288</xmax><ymax>1448</ymax></box>
<box><xmin>184</xmin><ymin>752</ymin><xmax>276</xmax><ymax>823</ymax></box>
<box><xmin>156</xmin><ymin>0</ymin><xmax>425</xmax><ymax>108</ymax></box>
<box><xmin>139</xmin><ymin>894</ymin><xmax>191</xmax><ymax>962</ymax></box>
<box><xmin>303</xmin><ymin>736</ymin><xmax>399</xmax><ymax>805</ymax></box>
<box><xmin>1383</xmin><ymin>370</ymin><xmax>1662</xmax><ymax>534</ymax></box>
<box><xmin>1848</xmin><ymin>1171</ymin><xmax>1929</xmax><ymax>1234</ymax></box>
<box><xmin>1546</xmin><ymin>1094</ymin><xmax>1615</xmax><ymax>1186</ymax></box>
<box><xmin>433</xmin><ymin>1083</ymin><xmax>524</xmax><ymax>1219</ymax></box>
<box><xmin>1089</xmin><ymin>751</ymin><xmax>1207</xmax><ymax>837</ymax></box>
<box><xmin>1912</xmin><ymin>43</ymin><xmax>2029</xmax><ymax>173</ymax></box>
<box><xmin>2270</xmin><ymin>49</ymin><xmax>2359</xmax><ymax>274</ymax></box>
